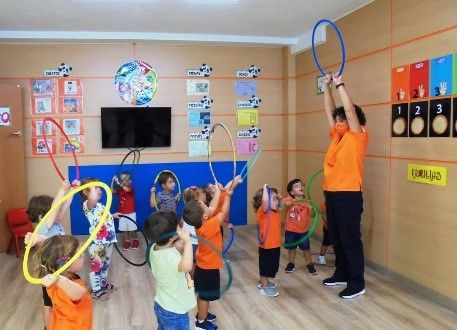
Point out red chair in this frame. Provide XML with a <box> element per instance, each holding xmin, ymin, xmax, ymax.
<box><xmin>6</xmin><ymin>208</ymin><xmax>34</xmax><ymax>258</ymax></box>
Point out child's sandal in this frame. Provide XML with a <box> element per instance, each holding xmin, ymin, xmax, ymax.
<box><xmin>91</xmin><ymin>289</ymin><xmax>109</xmax><ymax>301</ymax></box>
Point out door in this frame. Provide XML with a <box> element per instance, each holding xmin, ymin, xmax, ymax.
<box><xmin>0</xmin><ymin>84</ymin><xmax>26</xmax><ymax>252</ymax></box>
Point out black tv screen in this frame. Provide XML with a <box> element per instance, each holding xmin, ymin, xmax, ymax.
<box><xmin>101</xmin><ymin>107</ymin><xmax>171</xmax><ymax>148</ymax></box>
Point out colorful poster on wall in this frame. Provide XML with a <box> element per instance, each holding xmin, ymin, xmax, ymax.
<box><xmin>430</xmin><ymin>54</ymin><xmax>453</xmax><ymax>97</ymax></box>
<box><xmin>237</xmin><ymin>109</ymin><xmax>258</xmax><ymax>125</ymax></box>
<box><xmin>58</xmin><ymin>78</ymin><xmax>83</xmax><ymax>97</ymax></box>
<box><xmin>60</xmin><ymin>135</ymin><xmax>84</xmax><ymax>153</ymax></box>
<box><xmin>0</xmin><ymin>107</ymin><xmax>11</xmax><ymax>127</ymax></box>
<box><xmin>31</xmin><ymin>97</ymin><xmax>56</xmax><ymax>115</ymax></box>
<box><xmin>391</xmin><ymin>65</ymin><xmax>410</xmax><ymax>102</ymax></box>
<box><xmin>429</xmin><ymin>98</ymin><xmax>451</xmax><ymax>137</ymax></box>
<box><xmin>114</xmin><ymin>60</ymin><xmax>159</xmax><ymax>105</ymax></box>
<box><xmin>452</xmin><ymin>54</ymin><xmax>457</xmax><ymax>94</ymax></box>
<box><xmin>60</xmin><ymin>118</ymin><xmax>83</xmax><ymax>136</ymax></box>
<box><xmin>32</xmin><ymin>137</ymin><xmax>56</xmax><ymax>155</ymax></box>
<box><xmin>59</xmin><ymin>97</ymin><xmax>83</xmax><ymax>114</ymax></box>
<box><xmin>235</xmin><ymin>80</ymin><xmax>257</xmax><ymax>96</ymax></box>
<box><xmin>186</xmin><ymin>79</ymin><xmax>210</xmax><ymax>96</ymax></box>
<box><xmin>409</xmin><ymin>60</ymin><xmax>429</xmax><ymax>99</ymax></box>
<box><xmin>188</xmin><ymin>111</ymin><xmax>211</xmax><ymax>127</ymax></box>
<box><xmin>30</xmin><ymin>79</ymin><xmax>56</xmax><ymax>96</ymax></box>
<box><xmin>189</xmin><ymin>140</ymin><xmax>209</xmax><ymax>157</ymax></box>
<box><xmin>236</xmin><ymin>138</ymin><xmax>259</xmax><ymax>155</ymax></box>
<box><xmin>31</xmin><ymin>119</ymin><xmax>55</xmax><ymax>136</ymax></box>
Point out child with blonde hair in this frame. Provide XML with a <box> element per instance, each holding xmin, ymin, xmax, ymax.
<box><xmin>33</xmin><ymin>235</ymin><xmax>92</xmax><ymax>330</ymax></box>
<box><xmin>25</xmin><ymin>179</ymin><xmax>80</xmax><ymax>329</ymax></box>
<box><xmin>79</xmin><ymin>177</ymin><xmax>118</xmax><ymax>301</ymax></box>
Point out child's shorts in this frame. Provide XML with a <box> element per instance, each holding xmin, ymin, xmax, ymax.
<box><xmin>118</xmin><ymin>212</ymin><xmax>138</xmax><ymax>231</ymax></box>
<box><xmin>194</xmin><ymin>266</ymin><xmax>220</xmax><ymax>301</ymax></box>
<box><xmin>284</xmin><ymin>230</ymin><xmax>310</xmax><ymax>250</ymax></box>
<box><xmin>42</xmin><ymin>285</ymin><xmax>52</xmax><ymax>307</ymax></box>
<box><xmin>322</xmin><ymin>226</ymin><xmax>331</xmax><ymax>246</ymax></box>
<box><xmin>258</xmin><ymin>247</ymin><xmax>280</xmax><ymax>278</ymax></box>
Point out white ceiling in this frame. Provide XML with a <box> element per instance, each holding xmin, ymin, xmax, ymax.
<box><xmin>0</xmin><ymin>0</ymin><xmax>372</xmax><ymax>53</ymax></box>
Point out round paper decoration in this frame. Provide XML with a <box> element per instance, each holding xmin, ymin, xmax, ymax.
<box><xmin>114</xmin><ymin>60</ymin><xmax>158</xmax><ymax>105</ymax></box>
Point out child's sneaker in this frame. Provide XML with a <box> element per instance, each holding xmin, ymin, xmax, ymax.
<box><xmin>259</xmin><ymin>286</ymin><xmax>279</xmax><ymax>297</ymax></box>
<box><xmin>318</xmin><ymin>255</ymin><xmax>326</xmax><ymax>265</ymax></box>
<box><xmin>91</xmin><ymin>289</ymin><xmax>109</xmax><ymax>301</ymax></box>
<box><xmin>206</xmin><ymin>312</ymin><xmax>217</xmax><ymax>322</ymax></box>
<box><xmin>123</xmin><ymin>240</ymin><xmax>131</xmax><ymax>251</ymax></box>
<box><xmin>195</xmin><ymin>319</ymin><xmax>218</xmax><ymax>330</ymax></box>
<box><xmin>256</xmin><ymin>281</ymin><xmax>277</xmax><ymax>289</ymax></box>
<box><xmin>132</xmin><ymin>239</ymin><xmax>140</xmax><ymax>249</ymax></box>
<box><xmin>307</xmin><ymin>263</ymin><xmax>317</xmax><ymax>275</ymax></box>
<box><xmin>285</xmin><ymin>262</ymin><xmax>295</xmax><ymax>273</ymax></box>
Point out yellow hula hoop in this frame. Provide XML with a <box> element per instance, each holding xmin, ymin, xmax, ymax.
<box><xmin>23</xmin><ymin>181</ymin><xmax>113</xmax><ymax>285</ymax></box>
<box><xmin>151</xmin><ymin>170</ymin><xmax>181</xmax><ymax>209</ymax></box>
<box><xmin>207</xmin><ymin>123</ymin><xmax>236</xmax><ymax>185</ymax></box>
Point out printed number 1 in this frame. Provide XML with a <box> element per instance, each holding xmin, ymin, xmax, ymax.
<box><xmin>397</xmin><ymin>106</ymin><xmax>402</xmax><ymax>115</ymax></box>
<box><xmin>415</xmin><ymin>106</ymin><xmax>421</xmax><ymax>115</ymax></box>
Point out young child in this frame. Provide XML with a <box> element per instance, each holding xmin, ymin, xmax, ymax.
<box><xmin>80</xmin><ymin>177</ymin><xmax>118</xmax><ymax>301</ymax></box>
<box><xmin>150</xmin><ymin>171</ymin><xmax>181</xmax><ymax>213</ymax></box>
<box><xmin>182</xmin><ymin>186</ymin><xmax>205</xmax><ymax>264</ymax></box>
<box><xmin>318</xmin><ymin>201</ymin><xmax>331</xmax><ymax>265</ymax></box>
<box><xmin>111</xmin><ymin>171</ymin><xmax>139</xmax><ymax>251</ymax></box>
<box><xmin>183</xmin><ymin>177</ymin><xmax>241</xmax><ymax>330</ymax></box>
<box><xmin>25</xmin><ymin>179</ymin><xmax>80</xmax><ymax>330</ymax></box>
<box><xmin>34</xmin><ymin>235</ymin><xmax>92</xmax><ymax>330</ymax></box>
<box><xmin>144</xmin><ymin>211</ymin><xmax>196</xmax><ymax>330</ymax></box>
<box><xmin>282</xmin><ymin>178</ymin><xmax>316</xmax><ymax>275</ymax></box>
<box><xmin>253</xmin><ymin>184</ymin><xmax>281</xmax><ymax>297</ymax></box>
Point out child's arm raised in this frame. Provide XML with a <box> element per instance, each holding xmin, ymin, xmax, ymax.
<box><xmin>44</xmin><ymin>180</ymin><xmax>70</xmax><ymax>229</ymax></box>
<box><xmin>110</xmin><ymin>175</ymin><xmax>119</xmax><ymax>193</ymax></box>
<box><xmin>85</xmin><ymin>186</ymin><xmax>99</xmax><ymax>210</ymax></box>
<box><xmin>42</xmin><ymin>274</ymin><xmax>86</xmax><ymax>301</ymax></box>
<box><xmin>177</xmin><ymin>226</ymin><xmax>193</xmax><ymax>273</ymax></box>
<box><xmin>261</xmin><ymin>184</ymin><xmax>269</xmax><ymax>213</ymax></box>
<box><xmin>207</xmin><ymin>184</ymin><xmax>221</xmax><ymax>215</ymax></box>
<box><xmin>55</xmin><ymin>180</ymin><xmax>80</xmax><ymax>224</ymax></box>
<box><xmin>149</xmin><ymin>186</ymin><xmax>156</xmax><ymax>208</ymax></box>
<box><xmin>323</xmin><ymin>74</ymin><xmax>336</xmax><ymax>130</ymax></box>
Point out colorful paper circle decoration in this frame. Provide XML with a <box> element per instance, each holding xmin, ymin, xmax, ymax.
<box><xmin>114</xmin><ymin>60</ymin><xmax>158</xmax><ymax>105</ymax></box>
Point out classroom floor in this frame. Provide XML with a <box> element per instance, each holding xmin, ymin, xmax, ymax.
<box><xmin>1</xmin><ymin>226</ymin><xmax>456</xmax><ymax>330</ymax></box>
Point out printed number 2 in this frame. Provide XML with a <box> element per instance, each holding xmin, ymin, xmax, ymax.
<box><xmin>415</xmin><ymin>106</ymin><xmax>421</xmax><ymax>115</ymax></box>
<box><xmin>413</xmin><ymin>89</ymin><xmax>419</xmax><ymax>98</ymax></box>
<box><xmin>436</xmin><ymin>104</ymin><xmax>442</xmax><ymax>114</ymax></box>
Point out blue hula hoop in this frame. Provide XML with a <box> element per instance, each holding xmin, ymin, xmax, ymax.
<box><xmin>222</xmin><ymin>227</ymin><xmax>235</xmax><ymax>255</ymax></box>
<box><xmin>311</xmin><ymin>19</ymin><xmax>346</xmax><ymax>77</ymax></box>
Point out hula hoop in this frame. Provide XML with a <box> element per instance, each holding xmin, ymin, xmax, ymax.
<box><xmin>312</xmin><ymin>19</ymin><xmax>346</xmax><ymax>77</ymax></box>
<box><xmin>42</xmin><ymin>117</ymin><xmax>80</xmax><ymax>183</ymax></box>
<box><xmin>282</xmin><ymin>169</ymin><xmax>324</xmax><ymax>248</ymax></box>
<box><xmin>207</xmin><ymin>123</ymin><xmax>236</xmax><ymax>186</ymax></box>
<box><xmin>222</xmin><ymin>227</ymin><xmax>235</xmax><ymax>255</ymax></box>
<box><xmin>116</xmin><ymin>149</ymin><xmax>140</xmax><ymax>178</ymax></box>
<box><xmin>151</xmin><ymin>170</ymin><xmax>182</xmax><ymax>210</ymax></box>
<box><xmin>238</xmin><ymin>147</ymin><xmax>262</xmax><ymax>180</ymax></box>
<box><xmin>113</xmin><ymin>215</ymin><xmax>149</xmax><ymax>267</ymax></box>
<box><xmin>146</xmin><ymin>231</ymin><xmax>232</xmax><ymax>297</ymax></box>
<box><xmin>23</xmin><ymin>181</ymin><xmax>112</xmax><ymax>284</ymax></box>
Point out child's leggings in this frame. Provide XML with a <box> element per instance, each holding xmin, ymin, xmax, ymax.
<box><xmin>88</xmin><ymin>243</ymin><xmax>113</xmax><ymax>292</ymax></box>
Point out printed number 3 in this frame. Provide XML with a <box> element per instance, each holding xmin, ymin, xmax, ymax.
<box><xmin>436</xmin><ymin>104</ymin><xmax>442</xmax><ymax>114</ymax></box>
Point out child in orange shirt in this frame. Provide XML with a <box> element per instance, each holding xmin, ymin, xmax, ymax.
<box><xmin>34</xmin><ymin>235</ymin><xmax>92</xmax><ymax>330</ymax></box>
<box><xmin>183</xmin><ymin>177</ymin><xmax>242</xmax><ymax>330</ymax></box>
<box><xmin>253</xmin><ymin>184</ymin><xmax>281</xmax><ymax>297</ymax></box>
<box><xmin>282</xmin><ymin>178</ymin><xmax>316</xmax><ymax>275</ymax></box>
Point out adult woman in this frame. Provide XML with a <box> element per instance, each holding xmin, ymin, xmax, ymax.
<box><xmin>321</xmin><ymin>74</ymin><xmax>368</xmax><ymax>299</ymax></box>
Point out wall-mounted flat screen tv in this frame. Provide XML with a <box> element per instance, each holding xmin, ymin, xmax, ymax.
<box><xmin>101</xmin><ymin>107</ymin><xmax>171</xmax><ymax>148</ymax></box>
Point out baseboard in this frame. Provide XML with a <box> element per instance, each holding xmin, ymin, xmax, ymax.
<box><xmin>365</xmin><ymin>260</ymin><xmax>457</xmax><ymax>313</ymax></box>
